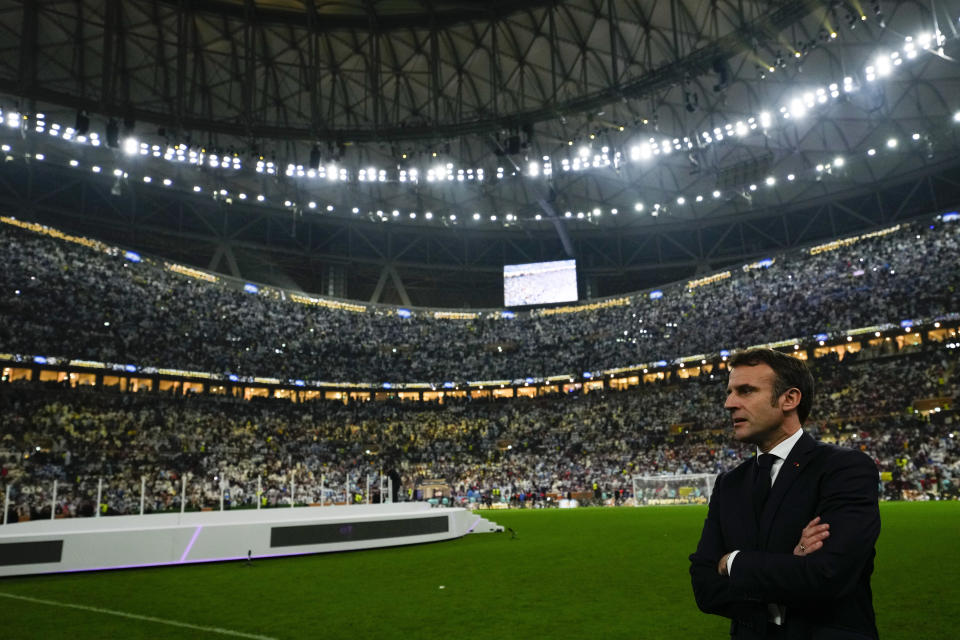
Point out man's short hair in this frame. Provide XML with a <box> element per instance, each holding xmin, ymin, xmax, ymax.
<box><xmin>729</xmin><ymin>348</ymin><xmax>815</xmax><ymax>423</ymax></box>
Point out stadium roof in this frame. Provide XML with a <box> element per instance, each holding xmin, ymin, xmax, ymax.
<box><xmin>1</xmin><ymin>0</ymin><xmax>959</xmax><ymax>306</ymax></box>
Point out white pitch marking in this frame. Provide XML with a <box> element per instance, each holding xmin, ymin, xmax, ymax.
<box><xmin>0</xmin><ymin>591</ymin><xmax>278</xmax><ymax>639</ymax></box>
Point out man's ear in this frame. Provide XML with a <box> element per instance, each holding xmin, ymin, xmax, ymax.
<box><xmin>781</xmin><ymin>388</ymin><xmax>802</xmax><ymax>413</ymax></box>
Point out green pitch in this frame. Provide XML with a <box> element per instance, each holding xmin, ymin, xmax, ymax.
<box><xmin>1</xmin><ymin>502</ymin><xmax>957</xmax><ymax>639</ymax></box>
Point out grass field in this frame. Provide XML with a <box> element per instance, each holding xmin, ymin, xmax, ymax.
<box><xmin>1</xmin><ymin>502</ymin><xmax>957</xmax><ymax>639</ymax></box>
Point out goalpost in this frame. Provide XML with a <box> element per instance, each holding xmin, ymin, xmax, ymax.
<box><xmin>631</xmin><ymin>473</ymin><xmax>716</xmax><ymax>506</ymax></box>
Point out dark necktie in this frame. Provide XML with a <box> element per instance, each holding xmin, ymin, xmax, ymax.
<box><xmin>753</xmin><ymin>453</ymin><xmax>777</xmax><ymax>521</ymax></box>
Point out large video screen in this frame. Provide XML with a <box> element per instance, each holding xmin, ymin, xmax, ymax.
<box><xmin>503</xmin><ymin>259</ymin><xmax>578</xmax><ymax>307</ymax></box>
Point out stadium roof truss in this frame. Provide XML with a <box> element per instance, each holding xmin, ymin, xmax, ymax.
<box><xmin>0</xmin><ymin>0</ymin><xmax>959</xmax><ymax>306</ymax></box>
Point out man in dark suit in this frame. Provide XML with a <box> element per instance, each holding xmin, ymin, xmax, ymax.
<box><xmin>690</xmin><ymin>348</ymin><xmax>880</xmax><ymax>639</ymax></box>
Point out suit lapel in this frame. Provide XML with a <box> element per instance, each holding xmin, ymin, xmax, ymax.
<box><xmin>758</xmin><ymin>432</ymin><xmax>817</xmax><ymax>538</ymax></box>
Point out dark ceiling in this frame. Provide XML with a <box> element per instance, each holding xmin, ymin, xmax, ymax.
<box><xmin>0</xmin><ymin>0</ymin><xmax>958</xmax><ymax>307</ymax></box>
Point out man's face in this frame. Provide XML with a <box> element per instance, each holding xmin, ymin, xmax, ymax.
<box><xmin>724</xmin><ymin>363</ymin><xmax>789</xmax><ymax>447</ymax></box>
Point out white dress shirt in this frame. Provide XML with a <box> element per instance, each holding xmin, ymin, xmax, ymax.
<box><xmin>726</xmin><ymin>428</ymin><xmax>805</xmax><ymax>625</ymax></box>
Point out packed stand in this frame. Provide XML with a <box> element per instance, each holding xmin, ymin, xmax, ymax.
<box><xmin>2</xmin><ymin>343</ymin><xmax>957</xmax><ymax>520</ymax></box>
<box><xmin>1</xmin><ymin>218</ymin><xmax>959</xmax><ymax>383</ymax></box>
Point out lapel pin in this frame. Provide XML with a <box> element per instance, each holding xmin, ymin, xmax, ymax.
<box><xmin>793</xmin><ymin>462</ymin><xmax>800</xmax><ymax>468</ymax></box>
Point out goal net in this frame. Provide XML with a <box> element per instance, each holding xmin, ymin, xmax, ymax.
<box><xmin>631</xmin><ymin>474</ymin><xmax>716</xmax><ymax>506</ymax></box>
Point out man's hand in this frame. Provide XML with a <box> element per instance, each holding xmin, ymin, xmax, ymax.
<box><xmin>717</xmin><ymin>552</ymin><xmax>732</xmax><ymax>575</ymax></box>
<box><xmin>794</xmin><ymin>516</ymin><xmax>830</xmax><ymax>556</ymax></box>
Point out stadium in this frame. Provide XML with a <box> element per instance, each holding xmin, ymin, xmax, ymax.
<box><xmin>0</xmin><ymin>0</ymin><xmax>959</xmax><ymax>638</ymax></box>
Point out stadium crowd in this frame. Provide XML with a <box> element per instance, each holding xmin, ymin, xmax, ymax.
<box><xmin>1</xmin><ymin>215</ymin><xmax>958</xmax><ymax>520</ymax></box>
<box><xmin>2</xmin><ymin>343</ymin><xmax>957</xmax><ymax>520</ymax></box>
<box><xmin>1</xmin><ymin>216</ymin><xmax>958</xmax><ymax>383</ymax></box>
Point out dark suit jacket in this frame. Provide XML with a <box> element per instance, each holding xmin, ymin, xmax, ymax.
<box><xmin>689</xmin><ymin>432</ymin><xmax>881</xmax><ymax>639</ymax></box>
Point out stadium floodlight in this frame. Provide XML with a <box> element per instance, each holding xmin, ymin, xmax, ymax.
<box><xmin>634</xmin><ymin>202</ymin><xmax>644</xmax><ymax>212</ymax></box>
<box><xmin>887</xmin><ymin>138</ymin><xmax>898</xmax><ymax>148</ymax></box>
<box><xmin>122</xmin><ymin>137</ymin><xmax>138</xmax><ymax>155</ymax></box>
<box><xmin>473</xmin><ymin>213</ymin><xmax>480</xmax><ymax>220</ymax></box>
<box><xmin>69</xmin><ymin>159</ymin><xmax>79</xmax><ymax>167</ymax></box>
<box><xmin>953</xmin><ymin>111</ymin><xmax>960</xmax><ymax>122</ymax></box>
<box><xmin>834</xmin><ymin>156</ymin><xmax>845</xmax><ymax>167</ymax></box>
<box><xmin>142</xmin><ymin>176</ymin><xmax>151</xmax><ymax>183</ymax></box>
<box><xmin>193</xmin><ymin>185</ymin><xmax>201</xmax><ymax>192</ymax></box>
<box><xmin>91</xmin><ymin>165</ymin><xmax>101</xmax><ymax>173</ymax></box>
<box><xmin>535</xmin><ymin>214</ymin><xmax>542</xmax><ymax>220</ymax></box>
<box><xmin>867</xmin><ymin>148</ymin><xmax>876</xmax><ymax>156</ymax></box>
<box><xmin>425</xmin><ymin>212</ymin><xmax>433</xmax><ymax>220</ymax></box>
<box><xmin>712</xmin><ymin>190</ymin><xmax>721</xmax><ymax>198</ymax></box>
<box><xmin>765</xmin><ymin>176</ymin><xmax>776</xmax><ymax>186</ymax></box>
<box><xmin>787</xmin><ymin>174</ymin><xmax>795</xmax><ymax>181</ymax></box>
<box><xmin>449</xmin><ymin>214</ymin><xmax>456</xmax><ymax>221</ymax></box>
<box><xmin>875</xmin><ymin>54</ymin><xmax>892</xmax><ymax>77</ymax></box>
<box><xmin>352</xmin><ymin>207</ymin><xmax>359</xmax><ymax>213</ymax></box>
<box><xmin>676</xmin><ymin>196</ymin><xmax>685</xmax><ymax>205</ymax></box>
<box><xmin>257</xmin><ymin>194</ymin><xmax>265</xmax><ymax>201</ymax></box>
<box><xmin>789</xmin><ymin>99</ymin><xmax>806</xmax><ymax>119</ymax></box>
